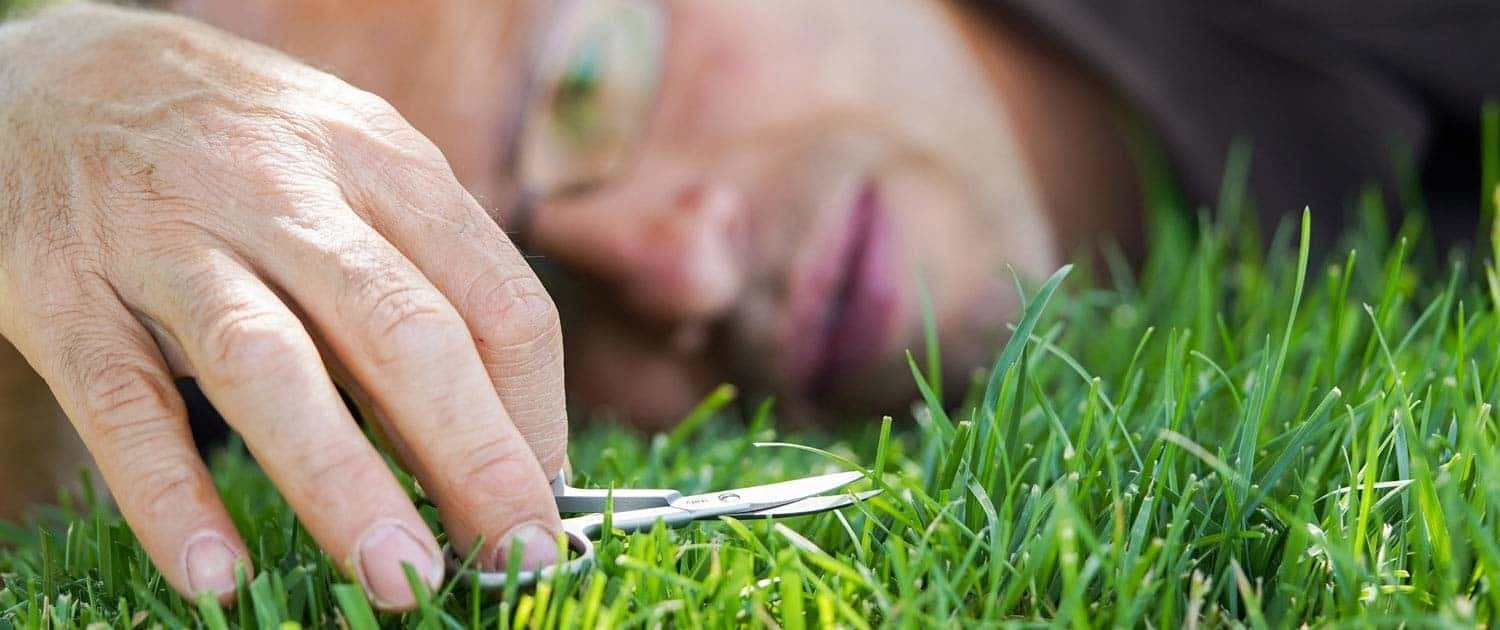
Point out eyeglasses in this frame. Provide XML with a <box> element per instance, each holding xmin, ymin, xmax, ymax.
<box><xmin>500</xmin><ymin>0</ymin><xmax>668</xmax><ymax>246</ymax></box>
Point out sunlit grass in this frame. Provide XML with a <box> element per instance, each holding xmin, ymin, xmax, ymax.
<box><xmin>7</xmin><ymin>164</ymin><xmax>1500</xmax><ymax>626</ymax></box>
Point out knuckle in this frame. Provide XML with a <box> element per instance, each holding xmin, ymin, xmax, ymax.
<box><xmin>350</xmin><ymin>134</ymin><xmax>453</xmax><ymax>201</ymax></box>
<box><xmin>81</xmin><ymin>365</ymin><xmax>178</xmax><ymax>427</ymax></box>
<box><xmin>463</xmin><ymin>273</ymin><xmax>561</xmax><ymax>357</ymax></box>
<box><xmin>453</xmin><ymin>440</ymin><xmax>537</xmax><ymax>500</ymax></box>
<box><xmin>288</xmin><ymin>443</ymin><xmax>388</xmax><ymax>508</ymax></box>
<box><xmin>369</xmin><ymin>285</ymin><xmax>452</xmax><ymax>339</ymax></box>
<box><xmin>123</xmin><ymin>455</ymin><xmax>208</xmax><ymax>521</ymax></box>
<box><xmin>346</xmin><ymin>90</ymin><xmax>412</xmax><ymax>138</ymax></box>
<box><xmin>199</xmin><ymin>303</ymin><xmax>307</xmax><ymax>378</ymax></box>
<box><xmin>301</xmin><ymin>444</ymin><xmax>372</xmax><ymax>484</ymax></box>
<box><xmin>330</xmin><ymin>88</ymin><xmax>447</xmax><ymax>169</ymax></box>
<box><xmin>357</xmin><ymin>276</ymin><xmax>467</xmax><ymax>368</ymax></box>
<box><xmin>69</xmin><ymin>357</ymin><xmax>181</xmax><ymax>436</ymax></box>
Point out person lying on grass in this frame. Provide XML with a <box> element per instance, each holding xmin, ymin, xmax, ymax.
<box><xmin>0</xmin><ymin>0</ymin><xmax>1495</xmax><ymax>611</ymax></box>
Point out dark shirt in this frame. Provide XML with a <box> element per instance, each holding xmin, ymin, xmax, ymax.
<box><xmin>984</xmin><ymin>1</ymin><xmax>1500</xmax><ymax>242</ymax></box>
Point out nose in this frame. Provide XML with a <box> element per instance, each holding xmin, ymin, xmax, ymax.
<box><xmin>527</xmin><ymin>178</ymin><xmax>748</xmax><ymax>321</ymax></box>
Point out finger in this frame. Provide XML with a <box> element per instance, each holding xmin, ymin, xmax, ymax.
<box><xmin>9</xmin><ymin>270</ymin><xmax>248</xmax><ymax>604</ymax></box>
<box><xmin>240</xmin><ymin>199</ymin><xmax>562</xmax><ymax>572</ymax></box>
<box><xmin>338</xmin><ymin>129</ymin><xmax>568</xmax><ymax>476</ymax></box>
<box><xmin>121</xmin><ymin>249</ymin><xmax>443</xmax><ymax>610</ymax></box>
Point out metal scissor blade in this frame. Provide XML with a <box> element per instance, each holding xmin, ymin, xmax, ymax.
<box><xmin>734</xmin><ymin>489</ymin><xmax>882</xmax><ymax>519</ymax></box>
<box><xmin>668</xmin><ymin>470</ymin><xmax>866</xmax><ymax>516</ymax></box>
<box><xmin>729</xmin><ymin>470</ymin><xmax>866</xmax><ymax>507</ymax></box>
<box><xmin>553</xmin><ymin>486</ymin><xmax>681</xmax><ymax>513</ymax></box>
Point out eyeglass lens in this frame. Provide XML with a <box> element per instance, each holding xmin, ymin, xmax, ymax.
<box><xmin>515</xmin><ymin>0</ymin><xmax>666</xmax><ymax>201</ymax></box>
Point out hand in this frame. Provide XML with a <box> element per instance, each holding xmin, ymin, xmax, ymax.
<box><xmin>0</xmin><ymin>5</ymin><xmax>566</xmax><ymax>610</ymax></box>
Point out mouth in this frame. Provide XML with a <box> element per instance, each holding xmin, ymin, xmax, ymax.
<box><xmin>787</xmin><ymin>182</ymin><xmax>902</xmax><ymax>398</ymax></box>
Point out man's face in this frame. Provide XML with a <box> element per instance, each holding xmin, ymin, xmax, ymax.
<box><xmin>182</xmin><ymin>0</ymin><xmax>1061</xmax><ymax>426</ymax></box>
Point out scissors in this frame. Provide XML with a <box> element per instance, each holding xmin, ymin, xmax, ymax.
<box><xmin>450</xmin><ymin>469</ymin><xmax>879</xmax><ymax>588</ymax></box>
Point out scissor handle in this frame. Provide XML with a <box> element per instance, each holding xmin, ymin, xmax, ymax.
<box><xmin>448</xmin><ymin>524</ymin><xmax>595</xmax><ymax>589</ymax></box>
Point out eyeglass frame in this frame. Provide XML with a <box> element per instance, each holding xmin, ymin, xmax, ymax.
<box><xmin>494</xmin><ymin>0</ymin><xmax>671</xmax><ymax>252</ymax></box>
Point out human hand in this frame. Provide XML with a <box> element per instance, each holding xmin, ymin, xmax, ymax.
<box><xmin>0</xmin><ymin>5</ymin><xmax>565</xmax><ymax>609</ymax></box>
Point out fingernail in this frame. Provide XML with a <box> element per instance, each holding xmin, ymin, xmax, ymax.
<box><xmin>182</xmin><ymin>531</ymin><xmax>240</xmax><ymax>597</ymax></box>
<box><xmin>489</xmin><ymin>522</ymin><xmax>560</xmax><ymax>572</ymax></box>
<box><xmin>354</xmin><ymin>520</ymin><xmax>444</xmax><ymax>609</ymax></box>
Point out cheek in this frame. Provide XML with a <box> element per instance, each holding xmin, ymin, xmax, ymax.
<box><xmin>877</xmin><ymin>159</ymin><xmax>1042</xmax><ymax>377</ymax></box>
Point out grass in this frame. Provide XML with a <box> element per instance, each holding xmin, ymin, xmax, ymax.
<box><xmin>6</xmin><ymin>164</ymin><xmax>1500</xmax><ymax>627</ymax></box>
<box><xmin>0</xmin><ymin>0</ymin><xmax>45</xmax><ymax>19</ymax></box>
<box><xmin>1</xmin><ymin>1</ymin><xmax>1499</xmax><ymax>619</ymax></box>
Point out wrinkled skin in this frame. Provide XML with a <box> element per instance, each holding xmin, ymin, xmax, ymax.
<box><xmin>0</xmin><ymin>0</ymin><xmax>1137</xmax><ymax>611</ymax></box>
<box><xmin>0</xmin><ymin>4</ymin><xmax>566</xmax><ymax>610</ymax></box>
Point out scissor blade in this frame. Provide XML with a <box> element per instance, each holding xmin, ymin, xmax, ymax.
<box><xmin>553</xmin><ymin>487</ymin><xmax>681</xmax><ymax>513</ymax></box>
<box><xmin>669</xmin><ymin>470</ymin><xmax>865</xmax><ymax>516</ymax></box>
<box><xmin>734</xmin><ymin>489</ymin><xmax>882</xmax><ymax>519</ymax></box>
<box><xmin>724</xmin><ymin>470</ymin><xmax>866</xmax><ymax>510</ymax></box>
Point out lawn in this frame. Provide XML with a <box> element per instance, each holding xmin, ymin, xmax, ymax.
<box><xmin>2</xmin><ymin>128</ymin><xmax>1499</xmax><ymax>628</ymax></box>
<box><xmin>4</xmin><ymin>4</ymin><xmax>1500</xmax><ymax>623</ymax></box>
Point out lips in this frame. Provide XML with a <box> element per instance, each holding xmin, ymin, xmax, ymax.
<box><xmin>788</xmin><ymin>182</ymin><xmax>901</xmax><ymax>397</ymax></box>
